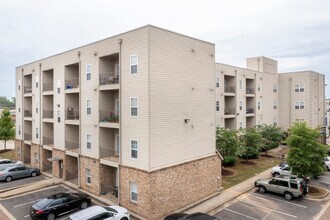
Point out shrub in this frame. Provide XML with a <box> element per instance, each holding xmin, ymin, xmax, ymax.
<box><xmin>223</xmin><ymin>156</ymin><xmax>237</xmax><ymax>166</ymax></box>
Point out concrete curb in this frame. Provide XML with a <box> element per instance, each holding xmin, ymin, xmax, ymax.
<box><xmin>305</xmin><ymin>185</ymin><xmax>330</xmax><ymax>201</ymax></box>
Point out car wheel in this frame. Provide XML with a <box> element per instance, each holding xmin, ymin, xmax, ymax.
<box><xmin>258</xmin><ymin>186</ymin><xmax>266</xmax><ymax>193</ymax></box>
<box><xmin>284</xmin><ymin>192</ymin><xmax>293</xmax><ymax>200</ymax></box>
<box><xmin>31</xmin><ymin>171</ymin><xmax>37</xmax><ymax>177</ymax></box>
<box><xmin>120</xmin><ymin>218</ymin><xmax>129</xmax><ymax>220</ymax></box>
<box><xmin>47</xmin><ymin>213</ymin><xmax>55</xmax><ymax>220</ymax></box>
<box><xmin>327</xmin><ymin>166</ymin><xmax>330</xmax><ymax>171</ymax></box>
<box><xmin>5</xmin><ymin>176</ymin><xmax>12</xmax><ymax>182</ymax></box>
<box><xmin>80</xmin><ymin>201</ymin><xmax>88</xmax><ymax>209</ymax></box>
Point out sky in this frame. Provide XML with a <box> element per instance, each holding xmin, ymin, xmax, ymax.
<box><xmin>1</xmin><ymin>0</ymin><xmax>330</xmax><ymax>98</ymax></box>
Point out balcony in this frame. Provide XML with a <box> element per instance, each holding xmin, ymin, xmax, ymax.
<box><xmin>43</xmin><ymin>82</ymin><xmax>54</xmax><ymax>93</ymax></box>
<box><xmin>65</xmin><ymin>110</ymin><xmax>79</xmax><ymax>125</ymax></box>
<box><xmin>246</xmin><ymin>88</ymin><xmax>255</xmax><ymax>95</ymax></box>
<box><xmin>43</xmin><ymin>137</ymin><xmax>54</xmax><ymax>150</ymax></box>
<box><xmin>24</xmin><ymin>110</ymin><xmax>32</xmax><ymax>120</ymax></box>
<box><xmin>24</xmin><ymin>86</ymin><xmax>32</xmax><ymax>95</ymax></box>
<box><xmin>99</xmin><ymin>111</ymin><xmax>119</xmax><ymax>128</ymax></box>
<box><xmin>65</xmin><ymin>141</ymin><xmax>79</xmax><ymax>156</ymax></box>
<box><xmin>65</xmin><ymin>78</ymin><xmax>79</xmax><ymax>93</ymax></box>
<box><xmin>246</xmin><ymin>108</ymin><xmax>255</xmax><ymax>116</ymax></box>
<box><xmin>100</xmin><ymin>147</ymin><xmax>119</xmax><ymax>167</ymax></box>
<box><xmin>225</xmin><ymin>86</ymin><xmax>235</xmax><ymax>94</ymax></box>
<box><xmin>24</xmin><ymin>133</ymin><xmax>32</xmax><ymax>142</ymax></box>
<box><xmin>43</xmin><ymin>110</ymin><xmax>54</xmax><ymax>119</ymax></box>
<box><xmin>99</xmin><ymin>73</ymin><xmax>119</xmax><ymax>86</ymax></box>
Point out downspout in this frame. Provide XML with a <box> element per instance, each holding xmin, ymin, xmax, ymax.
<box><xmin>39</xmin><ymin>63</ymin><xmax>42</xmax><ymax>169</ymax></box>
<box><xmin>289</xmin><ymin>77</ymin><xmax>292</xmax><ymax>126</ymax></box>
<box><xmin>117</xmin><ymin>38</ymin><xmax>122</xmax><ymax>205</ymax></box>
<box><xmin>21</xmin><ymin>68</ymin><xmax>24</xmax><ymax>160</ymax></box>
<box><xmin>77</xmin><ymin>51</ymin><xmax>82</xmax><ymax>188</ymax></box>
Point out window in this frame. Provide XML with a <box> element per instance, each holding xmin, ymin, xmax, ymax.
<box><xmin>273</xmin><ymin>84</ymin><xmax>277</xmax><ymax>93</ymax></box>
<box><xmin>216</xmin><ymin>77</ymin><xmax>220</xmax><ymax>88</ymax></box>
<box><xmin>86</xmin><ymin>100</ymin><xmax>92</xmax><ymax>115</ymax></box>
<box><xmin>130</xmin><ymin>182</ymin><xmax>138</xmax><ymax>202</ymax></box>
<box><xmin>290</xmin><ymin>182</ymin><xmax>298</xmax><ymax>189</ymax></box>
<box><xmin>295</xmin><ymin>84</ymin><xmax>305</xmax><ymax>92</ymax></box>
<box><xmin>131</xmin><ymin>140</ymin><xmax>138</xmax><ymax>159</ymax></box>
<box><xmin>273</xmin><ymin>117</ymin><xmax>278</xmax><ymax>126</ymax></box>
<box><xmin>239</xmin><ymin>122</ymin><xmax>243</xmax><ymax>129</ymax></box>
<box><xmin>36</xmin><ymin>128</ymin><xmax>39</xmax><ymax>139</ymax></box>
<box><xmin>273</xmin><ymin>100</ymin><xmax>278</xmax><ymax>110</ymax></box>
<box><xmin>36</xmin><ymin>102</ymin><xmax>39</xmax><ymax>114</ymax></box>
<box><xmin>257</xmin><ymin>83</ymin><xmax>261</xmax><ymax>92</ymax></box>
<box><xmin>216</xmin><ymin>101</ymin><xmax>220</xmax><ymax>111</ymax></box>
<box><xmin>85</xmin><ymin>168</ymin><xmax>91</xmax><ymax>184</ymax></box>
<box><xmin>18</xmin><ymin>125</ymin><xmax>21</xmax><ymax>135</ymax></box>
<box><xmin>86</xmin><ymin>64</ymin><xmax>92</xmax><ymax>80</ymax></box>
<box><xmin>18</xmin><ymin>107</ymin><xmax>20</xmax><ymax>113</ymax></box>
<box><xmin>239</xmin><ymin>101</ymin><xmax>243</xmax><ymax>111</ymax></box>
<box><xmin>57</xmin><ymin>110</ymin><xmax>61</xmax><ymax>123</ymax></box>
<box><xmin>257</xmin><ymin>101</ymin><xmax>261</xmax><ymax>110</ymax></box>
<box><xmin>57</xmin><ymin>80</ymin><xmax>61</xmax><ymax>94</ymax></box>
<box><xmin>294</xmin><ymin>118</ymin><xmax>304</xmax><ymax>123</ymax></box>
<box><xmin>239</xmin><ymin>80</ymin><xmax>243</xmax><ymax>90</ymax></box>
<box><xmin>18</xmin><ymin>80</ymin><xmax>21</xmax><ymax>90</ymax></box>
<box><xmin>279</xmin><ymin>180</ymin><xmax>289</xmax><ymax>188</ymax></box>
<box><xmin>34</xmin><ymin>152</ymin><xmax>39</xmax><ymax>165</ymax></box>
<box><xmin>130</xmin><ymin>97</ymin><xmax>138</xmax><ymax>116</ymax></box>
<box><xmin>295</xmin><ymin>101</ymin><xmax>305</xmax><ymax>109</ymax></box>
<box><xmin>115</xmin><ymin>134</ymin><xmax>120</xmax><ymax>156</ymax></box>
<box><xmin>130</xmin><ymin>54</ymin><xmax>138</xmax><ymax>74</ymax></box>
<box><xmin>36</xmin><ymin>76</ymin><xmax>39</xmax><ymax>88</ymax></box>
<box><xmin>86</xmin><ymin>134</ymin><xmax>92</xmax><ymax>149</ymax></box>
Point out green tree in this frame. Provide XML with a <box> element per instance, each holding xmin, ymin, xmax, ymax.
<box><xmin>216</xmin><ymin>127</ymin><xmax>242</xmax><ymax>157</ymax></box>
<box><xmin>0</xmin><ymin>96</ymin><xmax>15</xmax><ymax>109</ymax></box>
<box><xmin>257</xmin><ymin>124</ymin><xmax>283</xmax><ymax>155</ymax></box>
<box><xmin>0</xmin><ymin>108</ymin><xmax>15</xmax><ymax>149</ymax></box>
<box><xmin>287</xmin><ymin>122</ymin><xmax>327</xmax><ymax>179</ymax></box>
<box><xmin>240</xmin><ymin>128</ymin><xmax>262</xmax><ymax>159</ymax></box>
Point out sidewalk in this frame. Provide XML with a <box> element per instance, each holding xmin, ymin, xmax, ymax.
<box><xmin>184</xmin><ymin>167</ymin><xmax>273</xmax><ymax>214</ymax></box>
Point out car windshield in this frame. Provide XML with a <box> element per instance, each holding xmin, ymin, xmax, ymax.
<box><xmin>104</xmin><ymin>207</ymin><xmax>118</xmax><ymax>213</ymax></box>
<box><xmin>35</xmin><ymin>198</ymin><xmax>54</xmax><ymax>208</ymax></box>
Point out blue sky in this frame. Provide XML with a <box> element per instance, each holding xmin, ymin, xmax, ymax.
<box><xmin>1</xmin><ymin>0</ymin><xmax>330</xmax><ymax>98</ymax></box>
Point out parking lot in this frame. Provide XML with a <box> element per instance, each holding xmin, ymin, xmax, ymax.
<box><xmin>0</xmin><ymin>175</ymin><xmax>46</xmax><ymax>191</ymax></box>
<box><xmin>0</xmin><ymin>185</ymin><xmax>94</xmax><ymax>220</ymax></box>
<box><xmin>213</xmin><ymin>188</ymin><xmax>327</xmax><ymax>220</ymax></box>
<box><xmin>311</xmin><ymin>171</ymin><xmax>330</xmax><ymax>190</ymax></box>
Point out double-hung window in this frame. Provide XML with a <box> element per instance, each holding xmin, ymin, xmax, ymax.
<box><xmin>85</xmin><ymin>168</ymin><xmax>91</xmax><ymax>184</ymax></box>
<box><xmin>295</xmin><ymin>101</ymin><xmax>305</xmax><ymax>109</ymax></box>
<box><xmin>86</xmin><ymin>64</ymin><xmax>92</xmax><ymax>80</ymax></box>
<box><xmin>239</xmin><ymin>101</ymin><xmax>243</xmax><ymax>111</ymax></box>
<box><xmin>295</xmin><ymin>84</ymin><xmax>305</xmax><ymax>92</ymax></box>
<box><xmin>273</xmin><ymin>100</ymin><xmax>278</xmax><ymax>109</ymax></box>
<box><xmin>216</xmin><ymin>101</ymin><xmax>220</xmax><ymax>111</ymax></box>
<box><xmin>273</xmin><ymin>84</ymin><xmax>277</xmax><ymax>93</ymax></box>
<box><xmin>257</xmin><ymin>101</ymin><xmax>261</xmax><ymax>110</ymax></box>
<box><xmin>86</xmin><ymin>100</ymin><xmax>92</xmax><ymax>115</ymax></box>
<box><xmin>36</xmin><ymin>128</ymin><xmax>39</xmax><ymax>139</ymax></box>
<box><xmin>86</xmin><ymin>134</ymin><xmax>92</xmax><ymax>150</ymax></box>
<box><xmin>130</xmin><ymin>182</ymin><xmax>138</xmax><ymax>202</ymax></box>
<box><xmin>130</xmin><ymin>55</ymin><xmax>138</xmax><ymax>74</ymax></box>
<box><xmin>216</xmin><ymin>77</ymin><xmax>220</xmax><ymax>88</ymax></box>
<box><xmin>130</xmin><ymin>98</ymin><xmax>138</xmax><ymax>116</ymax></box>
<box><xmin>131</xmin><ymin>140</ymin><xmax>138</xmax><ymax>159</ymax></box>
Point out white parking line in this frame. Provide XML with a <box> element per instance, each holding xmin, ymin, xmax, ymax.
<box><xmin>251</xmin><ymin>193</ymin><xmax>307</xmax><ymax>208</ymax></box>
<box><xmin>224</xmin><ymin>208</ymin><xmax>259</xmax><ymax>220</ymax></box>
<box><xmin>24</xmin><ymin>214</ymin><xmax>30</xmax><ymax>218</ymax></box>
<box><xmin>239</xmin><ymin>199</ymin><xmax>297</xmax><ymax>218</ymax></box>
<box><xmin>314</xmin><ymin>180</ymin><xmax>330</xmax><ymax>184</ymax></box>
<box><xmin>14</xmin><ymin>200</ymin><xmax>39</xmax><ymax>208</ymax></box>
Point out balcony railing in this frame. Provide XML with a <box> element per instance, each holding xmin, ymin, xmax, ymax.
<box><xmin>43</xmin><ymin>136</ymin><xmax>54</xmax><ymax>145</ymax></box>
<box><xmin>100</xmin><ymin>184</ymin><xmax>119</xmax><ymax>201</ymax></box>
<box><xmin>65</xmin><ymin>141</ymin><xmax>79</xmax><ymax>151</ymax></box>
<box><xmin>43</xmin><ymin>82</ymin><xmax>54</xmax><ymax>92</ymax></box>
<box><xmin>24</xmin><ymin>133</ymin><xmax>32</xmax><ymax>141</ymax></box>
<box><xmin>24</xmin><ymin>110</ymin><xmax>32</xmax><ymax>117</ymax></box>
<box><xmin>99</xmin><ymin>111</ymin><xmax>119</xmax><ymax>123</ymax></box>
<box><xmin>225</xmin><ymin>86</ymin><xmax>235</xmax><ymax>93</ymax></box>
<box><xmin>65</xmin><ymin>78</ymin><xmax>79</xmax><ymax>89</ymax></box>
<box><xmin>246</xmin><ymin>88</ymin><xmax>254</xmax><ymax>94</ymax></box>
<box><xmin>246</xmin><ymin>108</ymin><xmax>255</xmax><ymax>114</ymax></box>
<box><xmin>99</xmin><ymin>73</ymin><xmax>119</xmax><ymax>86</ymax></box>
<box><xmin>100</xmin><ymin>146</ymin><xmax>118</xmax><ymax>159</ymax></box>
<box><xmin>43</xmin><ymin>110</ymin><xmax>54</xmax><ymax>118</ymax></box>
<box><xmin>24</xmin><ymin>86</ymin><xmax>32</xmax><ymax>94</ymax></box>
<box><xmin>224</xmin><ymin>108</ymin><xmax>236</xmax><ymax>115</ymax></box>
<box><xmin>66</xmin><ymin>110</ymin><xmax>79</xmax><ymax>120</ymax></box>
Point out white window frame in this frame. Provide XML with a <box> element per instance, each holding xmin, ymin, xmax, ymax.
<box><xmin>57</xmin><ymin>110</ymin><xmax>61</xmax><ymax>123</ymax></box>
<box><xmin>86</xmin><ymin>134</ymin><xmax>92</xmax><ymax>150</ymax></box>
<box><xmin>86</xmin><ymin>99</ymin><xmax>92</xmax><ymax>115</ymax></box>
<box><xmin>257</xmin><ymin>101</ymin><xmax>261</xmax><ymax>110</ymax></box>
<box><xmin>130</xmin><ymin>182</ymin><xmax>138</xmax><ymax>202</ymax></box>
<box><xmin>36</xmin><ymin>128</ymin><xmax>39</xmax><ymax>139</ymax></box>
<box><xmin>239</xmin><ymin>80</ymin><xmax>243</xmax><ymax>90</ymax></box>
<box><xmin>300</xmin><ymin>84</ymin><xmax>305</xmax><ymax>92</ymax></box>
<box><xmin>57</xmin><ymin>80</ymin><xmax>61</xmax><ymax>94</ymax></box>
<box><xmin>85</xmin><ymin>168</ymin><xmax>91</xmax><ymax>185</ymax></box>
<box><xmin>239</xmin><ymin>122</ymin><xmax>243</xmax><ymax>129</ymax></box>
<box><xmin>273</xmin><ymin>117</ymin><xmax>278</xmax><ymax>126</ymax></box>
<box><xmin>257</xmin><ymin>83</ymin><xmax>261</xmax><ymax>92</ymax></box>
<box><xmin>115</xmin><ymin>134</ymin><xmax>120</xmax><ymax>156</ymax></box>
<box><xmin>239</xmin><ymin>101</ymin><xmax>243</xmax><ymax>111</ymax></box>
<box><xmin>130</xmin><ymin>139</ymin><xmax>138</xmax><ymax>159</ymax></box>
<box><xmin>130</xmin><ymin>54</ymin><xmax>138</xmax><ymax>74</ymax></box>
<box><xmin>295</xmin><ymin>101</ymin><xmax>305</xmax><ymax>109</ymax></box>
<box><xmin>130</xmin><ymin>97</ymin><xmax>138</xmax><ymax>117</ymax></box>
<box><xmin>216</xmin><ymin>101</ymin><xmax>220</xmax><ymax>111</ymax></box>
<box><xmin>216</xmin><ymin>77</ymin><xmax>220</xmax><ymax>88</ymax></box>
<box><xmin>273</xmin><ymin>84</ymin><xmax>277</xmax><ymax>93</ymax></box>
<box><xmin>18</xmin><ymin>80</ymin><xmax>21</xmax><ymax>90</ymax></box>
<box><xmin>273</xmin><ymin>100</ymin><xmax>278</xmax><ymax>110</ymax></box>
<box><xmin>36</xmin><ymin>102</ymin><xmax>39</xmax><ymax>114</ymax></box>
<box><xmin>18</xmin><ymin>125</ymin><xmax>21</xmax><ymax>135</ymax></box>
<box><xmin>86</xmin><ymin>64</ymin><xmax>92</xmax><ymax>80</ymax></box>
<box><xmin>36</xmin><ymin>76</ymin><xmax>39</xmax><ymax>88</ymax></box>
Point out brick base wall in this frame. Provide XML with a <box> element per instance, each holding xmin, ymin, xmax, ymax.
<box><xmin>120</xmin><ymin>155</ymin><xmax>221</xmax><ymax>220</ymax></box>
<box><xmin>52</xmin><ymin>148</ymin><xmax>65</xmax><ymax>178</ymax></box>
<box><xmin>80</xmin><ymin>156</ymin><xmax>100</xmax><ymax>195</ymax></box>
<box><xmin>31</xmin><ymin>144</ymin><xmax>41</xmax><ymax>168</ymax></box>
<box><xmin>14</xmin><ymin>139</ymin><xmax>22</xmax><ymax>161</ymax></box>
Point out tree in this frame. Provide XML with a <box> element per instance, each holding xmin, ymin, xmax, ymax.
<box><xmin>257</xmin><ymin>124</ymin><xmax>283</xmax><ymax>155</ymax></box>
<box><xmin>0</xmin><ymin>108</ymin><xmax>15</xmax><ymax>149</ymax></box>
<box><xmin>240</xmin><ymin>128</ymin><xmax>263</xmax><ymax>159</ymax></box>
<box><xmin>287</xmin><ymin>122</ymin><xmax>327</xmax><ymax>179</ymax></box>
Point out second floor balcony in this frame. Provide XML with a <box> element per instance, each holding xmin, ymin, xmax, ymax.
<box><xmin>246</xmin><ymin>108</ymin><xmax>255</xmax><ymax>114</ymax></box>
<box><xmin>65</xmin><ymin>78</ymin><xmax>79</xmax><ymax>90</ymax></box>
<box><xmin>225</xmin><ymin>86</ymin><xmax>235</xmax><ymax>94</ymax></box>
<box><xmin>43</xmin><ymin>110</ymin><xmax>54</xmax><ymax>119</ymax></box>
<box><xmin>24</xmin><ymin>86</ymin><xmax>32</xmax><ymax>94</ymax></box>
<box><xmin>65</xmin><ymin>141</ymin><xmax>79</xmax><ymax>152</ymax></box>
<box><xmin>43</xmin><ymin>136</ymin><xmax>54</xmax><ymax>146</ymax></box>
<box><xmin>246</xmin><ymin>88</ymin><xmax>255</xmax><ymax>95</ymax></box>
<box><xmin>43</xmin><ymin>82</ymin><xmax>54</xmax><ymax>92</ymax></box>
<box><xmin>224</xmin><ymin>108</ymin><xmax>236</xmax><ymax>115</ymax></box>
<box><xmin>66</xmin><ymin>110</ymin><xmax>79</xmax><ymax>120</ymax></box>
<box><xmin>99</xmin><ymin>73</ymin><xmax>119</xmax><ymax>86</ymax></box>
<box><xmin>24</xmin><ymin>110</ymin><xmax>32</xmax><ymax>118</ymax></box>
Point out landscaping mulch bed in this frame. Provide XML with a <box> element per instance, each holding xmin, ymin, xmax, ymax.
<box><xmin>240</xmin><ymin>160</ymin><xmax>257</xmax><ymax>165</ymax></box>
<box><xmin>222</xmin><ymin>168</ymin><xmax>238</xmax><ymax>177</ymax></box>
<box><xmin>307</xmin><ymin>185</ymin><xmax>328</xmax><ymax>198</ymax></box>
<box><xmin>260</xmin><ymin>154</ymin><xmax>274</xmax><ymax>158</ymax></box>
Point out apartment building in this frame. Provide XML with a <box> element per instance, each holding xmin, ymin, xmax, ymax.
<box><xmin>15</xmin><ymin>26</ymin><xmax>221</xmax><ymax>219</ymax></box>
<box><xmin>215</xmin><ymin>57</ymin><xmax>325</xmax><ymax>131</ymax></box>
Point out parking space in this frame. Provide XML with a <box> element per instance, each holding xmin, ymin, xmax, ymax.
<box><xmin>311</xmin><ymin>171</ymin><xmax>330</xmax><ymax>190</ymax></box>
<box><xmin>0</xmin><ymin>185</ymin><xmax>92</xmax><ymax>220</ymax></box>
<box><xmin>214</xmin><ymin>189</ymin><xmax>325</xmax><ymax>220</ymax></box>
<box><xmin>0</xmin><ymin>175</ymin><xmax>46</xmax><ymax>191</ymax></box>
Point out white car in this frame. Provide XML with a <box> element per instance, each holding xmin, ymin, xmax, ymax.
<box><xmin>271</xmin><ymin>164</ymin><xmax>291</xmax><ymax>177</ymax></box>
<box><xmin>0</xmin><ymin>159</ymin><xmax>24</xmax><ymax>170</ymax></box>
<box><xmin>69</xmin><ymin>205</ymin><xmax>130</xmax><ymax>220</ymax></box>
<box><xmin>324</xmin><ymin>156</ymin><xmax>330</xmax><ymax>171</ymax></box>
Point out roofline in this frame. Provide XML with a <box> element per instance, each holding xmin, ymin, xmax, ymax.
<box><xmin>16</xmin><ymin>25</ymin><xmax>214</xmax><ymax>69</ymax></box>
<box><xmin>279</xmin><ymin>70</ymin><xmax>324</xmax><ymax>75</ymax></box>
<box><xmin>216</xmin><ymin>62</ymin><xmax>263</xmax><ymax>73</ymax></box>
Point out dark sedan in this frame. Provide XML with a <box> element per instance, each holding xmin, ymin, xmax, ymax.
<box><xmin>30</xmin><ymin>193</ymin><xmax>91</xmax><ymax>220</ymax></box>
<box><xmin>165</xmin><ymin>212</ymin><xmax>219</xmax><ymax>220</ymax></box>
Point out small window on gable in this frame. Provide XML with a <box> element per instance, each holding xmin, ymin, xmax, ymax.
<box><xmin>130</xmin><ymin>55</ymin><xmax>138</xmax><ymax>74</ymax></box>
<box><xmin>86</xmin><ymin>64</ymin><xmax>92</xmax><ymax>80</ymax></box>
<box><xmin>36</xmin><ymin>76</ymin><xmax>39</xmax><ymax>88</ymax></box>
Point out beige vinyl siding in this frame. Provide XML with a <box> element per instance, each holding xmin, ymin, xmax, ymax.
<box><xmin>148</xmin><ymin>27</ymin><xmax>216</xmax><ymax>170</ymax></box>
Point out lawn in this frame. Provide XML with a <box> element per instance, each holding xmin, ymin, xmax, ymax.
<box><xmin>0</xmin><ymin>149</ymin><xmax>16</xmax><ymax>160</ymax></box>
<box><xmin>222</xmin><ymin>156</ymin><xmax>281</xmax><ymax>189</ymax></box>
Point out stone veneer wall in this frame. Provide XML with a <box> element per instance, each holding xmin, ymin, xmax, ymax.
<box><xmin>52</xmin><ymin>148</ymin><xmax>65</xmax><ymax>178</ymax></box>
<box><xmin>80</xmin><ymin>156</ymin><xmax>100</xmax><ymax>195</ymax></box>
<box><xmin>64</xmin><ymin>155</ymin><xmax>78</xmax><ymax>181</ymax></box>
<box><xmin>31</xmin><ymin>144</ymin><xmax>41</xmax><ymax>168</ymax></box>
<box><xmin>14</xmin><ymin>139</ymin><xmax>22</xmax><ymax>161</ymax></box>
<box><xmin>120</xmin><ymin>155</ymin><xmax>221</xmax><ymax>220</ymax></box>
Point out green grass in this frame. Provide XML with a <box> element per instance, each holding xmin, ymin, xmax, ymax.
<box><xmin>222</xmin><ymin>156</ymin><xmax>281</xmax><ymax>189</ymax></box>
<box><xmin>0</xmin><ymin>149</ymin><xmax>16</xmax><ymax>160</ymax></box>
